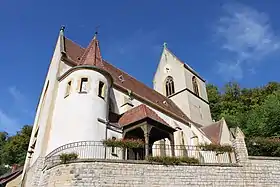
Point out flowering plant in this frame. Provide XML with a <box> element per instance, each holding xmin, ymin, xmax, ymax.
<box><xmin>102</xmin><ymin>138</ymin><xmax>144</xmax><ymax>148</ymax></box>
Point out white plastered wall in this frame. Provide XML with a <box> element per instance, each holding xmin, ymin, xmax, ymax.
<box><xmin>183</xmin><ymin>66</ymin><xmax>212</xmax><ymax>125</ymax></box>
<box><xmin>153</xmin><ymin>48</ymin><xmax>212</xmax><ymax>126</ymax></box>
<box><xmin>153</xmin><ymin>48</ymin><xmax>187</xmax><ymax>95</ymax></box>
<box><xmin>27</xmin><ymin>33</ymin><xmax>63</xmax><ymax>166</ymax></box>
<box><xmin>46</xmin><ymin>69</ymin><xmax>110</xmax><ymax>154</ymax></box>
<box><xmin>220</xmin><ymin>119</ymin><xmax>232</xmax><ymax>145</ymax></box>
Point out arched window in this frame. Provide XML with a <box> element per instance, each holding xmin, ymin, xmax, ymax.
<box><xmin>165</xmin><ymin>76</ymin><xmax>175</xmax><ymax>97</ymax></box>
<box><xmin>192</xmin><ymin>76</ymin><xmax>199</xmax><ymax>96</ymax></box>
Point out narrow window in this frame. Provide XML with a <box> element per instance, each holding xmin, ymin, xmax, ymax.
<box><xmin>192</xmin><ymin>76</ymin><xmax>199</xmax><ymax>96</ymax></box>
<box><xmin>165</xmin><ymin>76</ymin><xmax>175</xmax><ymax>97</ymax></box>
<box><xmin>34</xmin><ymin>128</ymin><xmax>39</xmax><ymax>138</ymax></box>
<box><xmin>43</xmin><ymin>81</ymin><xmax>49</xmax><ymax>99</ymax></box>
<box><xmin>111</xmin><ymin>137</ymin><xmax>117</xmax><ymax>156</ymax></box>
<box><xmin>98</xmin><ymin>81</ymin><xmax>106</xmax><ymax>99</ymax></box>
<box><xmin>80</xmin><ymin>78</ymin><xmax>88</xmax><ymax>93</ymax></box>
<box><xmin>65</xmin><ymin>81</ymin><xmax>71</xmax><ymax>97</ymax></box>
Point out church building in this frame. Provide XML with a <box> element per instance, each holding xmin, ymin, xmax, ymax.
<box><xmin>21</xmin><ymin>27</ymin><xmax>233</xmax><ymax>185</ymax></box>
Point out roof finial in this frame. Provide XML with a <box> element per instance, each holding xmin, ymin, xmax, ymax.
<box><xmin>93</xmin><ymin>31</ymin><xmax>98</xmax><ymax>39</ymax></box>
<box><xmin>163</xmin><ymin>42</ymin><xmax>167</xmax><ymax>48</ymax></box>
<box><xmin>60</xmin><ymin>25</ymin><xmax>66</xmax><ymax>54</ymax></box>
<box><xmin>93</xmin><ymin>25</ymin><xmax>100</xmax><ymax>39</ymax></box>
<box><xmin>60</xmin><ymin>25</ymin><xmax>65</xmax><ymax>33</ymax></box>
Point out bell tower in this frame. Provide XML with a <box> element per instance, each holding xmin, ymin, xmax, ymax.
<box><xmin>153</xmin><ymin>43</ymin><xmax>212</xmax><ymax>126</ymax></box>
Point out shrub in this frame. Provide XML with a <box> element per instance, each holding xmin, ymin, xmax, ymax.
<box><xmin>147</xmin><ymin>156</ymin><xmax>199</xmax><ymax>165</ymax></box>
<box><xmin>180</xmin><ymin>157</ymin><xmax>200</xmax><ymax>164</ymax></box>
<box><xmin>246</xmin><ymin>137</ymin><xmax>280</xmax><ymax>157</ymax></box>
<box><xmin>102</xmin><ymin>138</ymin><xmax>144</xmax><ymax>148</ymax></box>
<box><xmin>59</xmin><ymin>153</ymin><xmax>78</xmax><ymax>164</ymax></box>
<box><xmin>199</xmin><ymin>144</ymin><xmax>233</xmax><ymax>153</ymax></box>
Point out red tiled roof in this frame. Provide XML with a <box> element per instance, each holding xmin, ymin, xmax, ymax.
<box><xmin>78</xmin><ymin>34</ymin><xmax>103</xmax><ymax>66</ymax></box>
<box><xmin>0</xmin><ymin>167</ymin><xmax>23</xmax><ymax>185</ymax></box>
<box><xmin>201</xmin><ymin>120</ymin><xmax>223</xmax><ymax>144</ymax></box>
<box><xmin>118</xmin><ymin>104</ymin><xmax>171</xmax><ymax>128</ymax></box>
<box><xmin>64</xmin><ymin>37</ymin><xmax>84</xmax><ymax>62</ymax></box>
<box><xmin>63</xmin><ymin>36</ymin><xmax>203</xmax><ymax>128</ymax></box>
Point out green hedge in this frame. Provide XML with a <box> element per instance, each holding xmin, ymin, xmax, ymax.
<box><xmin>246</xmin><ymin>137</ymin><xmax>280</xmax><ymax>157</ymax></box>
<box><xmin>147</xmin><ymin>156</ymin><xmax>199</xmax><ymax>165</ymax></box>
<box><xmin>199</xmin><ymin>144</ymin><xmax>233</xmax><ymax>153</ymax></box>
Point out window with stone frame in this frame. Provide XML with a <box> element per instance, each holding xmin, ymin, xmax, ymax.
<box><xmin>80</xmin><ymin>78</ymin><xmax>88</xmax><ymax>93</ymax></box>
<box><xmin>98</xmin><ymin>81</ymin><xmax>106</xmax><ymax>99</ymax></box>
<box><xmin>192</xmin><ymin>76</ymin><xmax>199</xmax><ymax>96</ymax></box>
<box><xmin>65</xmin><ymin>81</ymin><xmax>71</xmax><ymax>97</ymax></box>
<box><xmin>165</xmin><ymin>76</ymin><xmax>175</xmax><ymax>97</ymax></box>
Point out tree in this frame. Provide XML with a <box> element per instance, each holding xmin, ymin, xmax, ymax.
<box><xmin>1</xmin><ymin>125</ymin><xmax>32</xmax><ymax>166</ymax></box>
<box><xmin>245</xmin><ymin>90</ymin><xmax>280</xmax><ymax>137</ymax></box>
<box><xmin>206</xmin><ymin>84</ymin><xmax>221</xmax><ymax>121</ymax></box>
<box><xmin>206</xmin><ymin>81</ymin><xmax>280</xmax><ymax>137</ymax></box>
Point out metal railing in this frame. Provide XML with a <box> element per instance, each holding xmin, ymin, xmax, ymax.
<box><xmin>44</xmin><ymin>141</ymin><xmax>236</xmax><ymax>168</ymax></box>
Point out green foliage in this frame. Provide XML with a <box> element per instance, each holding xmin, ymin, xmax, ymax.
<box><xmin>59</xmin><ymin>153</ymin><xmax>78</xmax><ymax>164</ymax></box>
<box><xmin>207</xmin><ymin>81</ymin><xmax>280</xmax><ymax>136</ymax></box>
<box><xmin>147</xmin><ymin>156</ymin><xmax>199</xmax><ymax>165</ymax></box>
<box><xmin>199</xmin><ymin>144</ymin><xmax>233</xmax><ymax>153</ymax></box>
<box><xmin>0</xmin><ymin>125</ymin><xmax>32</xmax><ymax>171</ymax></box>
<box><xmin>102</xmin><ymin>138</ymin><xmax>144</xmax><ymax>148</ymax></box>
<box><xmin>246</xmin><ymin>137</ymin><xmax>280</xmax><ymax>157</ymax></box>
<box><xmin>207</xmin><ymin>81</ymin><xmax>280</xmax><ymax>156</ymax></box>
<box><xmin>0</xmin><ymin>165</ymin><xmax>9</xmax><ymax>176</ymax></box>
<box><xmin>244</xmin><ymin>91</ymin><xmax>280</xmax><ymax>137</ymax></box>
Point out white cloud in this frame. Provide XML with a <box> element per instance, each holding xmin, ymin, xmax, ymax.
<box><xmin>8</xmin><ymin>86</ymin><xmax>33</xmax><ymax>116</ymax></box>
<box><xmin>0</xmin><ymin>86</ymin><xmax>33</xmax><ymax>134</ymax></box>
<box><xmin>8</xmin><ymin>86</ymin><xmax>25</xmax><ymax>104</ymax></box>
<box><xmin>215</xmin><ymin>3</ymin><xmax>279</xmax><ymax>80</ymax></box>
<box><xmin>0</xmin><ymin>109</ymin><xmax>19</xmax><ymax>134</ymax></box>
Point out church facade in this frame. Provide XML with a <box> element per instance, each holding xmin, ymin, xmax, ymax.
<box><xmin>21</xmin><ymin>27</ymin><xmax>233</xmax><ymax>186</ymax></box>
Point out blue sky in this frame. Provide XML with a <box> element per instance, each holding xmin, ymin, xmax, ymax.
<box><xmin>1</xmin><ymin>0</ymin><xmax>280</xmax><ymax>134</ymax></box>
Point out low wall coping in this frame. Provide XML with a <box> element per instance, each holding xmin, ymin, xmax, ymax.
<box><xmin>44</xmin><ymin>158</ymin><xmax>241</xmax><ymax>171</ymax></box>
<box><xmin>248</xmin><ymin>156</ymin><xmax>280</xmax><ymax>161</ymax></box>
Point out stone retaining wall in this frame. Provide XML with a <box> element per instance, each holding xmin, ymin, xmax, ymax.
<box><xmin>23</xmin><ymin>127</ymin><xmax>280</xmax><ymax>187</ymax></box>
<box><xmin>39</xmin><ymin>158</ymin><xmax>280</xmax><ymax>187</ymax></box>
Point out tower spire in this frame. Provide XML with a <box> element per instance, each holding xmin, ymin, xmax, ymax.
<box><xmin>78</xmin><ymin>31</ymin><xmax>102</xmax><ymax>66</ymax></box>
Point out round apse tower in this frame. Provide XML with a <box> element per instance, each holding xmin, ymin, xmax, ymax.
<box><xmin>46</xmin><ymin>66</ymin><xmax>113</xmax><ymax>155</ymax></box>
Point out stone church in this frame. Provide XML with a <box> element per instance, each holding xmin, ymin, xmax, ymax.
<box><xmin>20</xmin><ymin>27</ymin><xmax>233</xmax><ymax>186</ymax></box>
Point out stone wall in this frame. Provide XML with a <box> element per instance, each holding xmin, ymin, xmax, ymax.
<box><xmin>23</xmin><ymin>127</ymin><xmax>280</xmax><ymax>187</ymax></box>
<box><xmin>39</xmin><ymin>158</ymin><xmax>280</xmax><ymax>187</ymax></box>
<box><xmin>23</xmin><ymin>157</ymin><xmax>44</xmax><ymax>187</ymax></box>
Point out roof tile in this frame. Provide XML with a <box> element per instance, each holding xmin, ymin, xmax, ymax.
<box><xmin>118</xmin><ymin>104</ymin><xmax>170</xmax><ymax>128</ymax></box>
<box><xmin>201</xmin><ymin>120</ymin><xmax>223</xmax><ymax>144</ymax></box>
<box><xmin>63</xmin><ymin>36</ymin><xmax>203</xmax><ymax>128</ymax></box>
